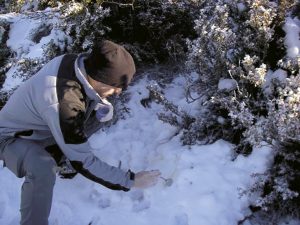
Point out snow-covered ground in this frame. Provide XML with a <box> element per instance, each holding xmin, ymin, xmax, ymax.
<box><xmin>0</xmin><ymin>9</ymin><xmax>300</xmax><ymax>225</ymax></box>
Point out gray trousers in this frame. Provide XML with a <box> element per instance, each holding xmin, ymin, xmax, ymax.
<box><xmin>0</xmin><ymin>138</ymin><xmax>57</xmax><ymax>225</ymax></box>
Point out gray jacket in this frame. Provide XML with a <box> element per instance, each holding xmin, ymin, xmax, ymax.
<box><xmin>0</xmin><ymin>53</ymin><xmax>134</xmax><ymax>191</ymax></box>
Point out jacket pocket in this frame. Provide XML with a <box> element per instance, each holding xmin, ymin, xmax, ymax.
<box><xmin>14</xmin><ymin>130</ymin><xmax>33</xmax><ymax>138</ymax></box>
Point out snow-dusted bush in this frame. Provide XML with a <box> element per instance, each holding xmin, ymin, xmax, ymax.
<box><xmin>0</xmin><ymin>19</ymin><xmax>10</xmax><ymax>88</ymax></box>
<box><xmin>5</xmin><ymin>0</ymin><xmax>39</xmax><ymax>12</ymax></box>
<box><xmin>244</xmin><ymin>10</ymin><xmax>300</xmax><ymax>218</ymax></box>
<box><xmin>183</xmin><ymin>0</ymin><xmax>274</xmax><ymax>148</ymax></box>
<box><xmin>127</xmin><ymin>0</ymin><xmax>196</xmax><ymax>62</ymax></box>
<box><xmin>249</xmin><ymin>141</ymin><xmax>300</xmax><ymax>221</ymax></box>
<box><xmin>62</xmin><ymin>0</ymin><xmax>196</xmax><ymax>62</ymax></box>
<box><xmin>185</xmin><ymin>0</ymin><xmax>300</xmax><ymax>146</ymax></box>
<box><xmin>62</xmin><ymin>3</ymin><xmax>109</xmax><ymax>52</ymax></box>
<box><xmin>0</xmin><ymin>19</ymin><xmax>11</xmax><ymax>108</ymax></box>
<box><xmin>6</xmin><ymin>0</ymin><xmax>197</xmax><ymax>63</ymax></box>
<box><xmin>243</xmin><ymin>64</ymin><xmax>300</xmax><ymax>220</ymax></box>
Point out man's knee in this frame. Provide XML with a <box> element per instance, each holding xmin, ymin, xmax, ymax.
<box><xmin>25</xmin><ymin>152</ymin><xmax>57</xmax><ymax>186</ymax></box>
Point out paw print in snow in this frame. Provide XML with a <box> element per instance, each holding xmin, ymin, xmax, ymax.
<box><xmin>174</xmin><ymin>213</ymin><xmax>189</xmax><ymax>225</ymax></box>
<box><xmin>132</xmin><ymin>200</ymin><xmax>151</xmax><ymax>212</ymax></box>
<box><xmin>89</xmin><ymin>190</ymin><xmax>111</xmax><ymax>209</ymax></box>
<box><xmin>130</xmin><ymin>190</ymin><xmax>150</xmax><ymax>212</ymax></box>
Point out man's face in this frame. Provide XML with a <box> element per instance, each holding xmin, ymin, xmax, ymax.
<box><xmin>96</xmin><ymin>83</ymin><xmax>122</xmax><ymax>98</ymax></box>
<box><xmin>87</xmin><ymin>75</ymin><xmax>122</xmax><ymax>99</ymax></box>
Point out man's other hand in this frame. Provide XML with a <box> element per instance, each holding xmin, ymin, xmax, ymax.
<box><xmin>133</xmin><ymin>170</ymin><xmax>161</xmax><ymax>189</ymax></box>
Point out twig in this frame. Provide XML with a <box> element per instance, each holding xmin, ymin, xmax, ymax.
<box><xmin>103</xmin><ymin>1</ymin><xmax>135</xmax><ymax>9</ymax></box>
<box><xmin>186</xmin><ymin>84</ymin><xmax>203</xmax><ymax>103</ymax></box>
<box><xmin>228</xmin><ymin>69</ymin><xmax>242</xmax><ymax>95</ymax></box>
<box><xmin>237</xmin><ymin>214</ymin><xmax>254</xmax><ymax>225</ymax></box>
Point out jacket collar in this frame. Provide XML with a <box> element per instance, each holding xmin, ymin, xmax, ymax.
<box><xmin>74</xmin><ymin>53</ymin><xmax>102</xmax><ymax>103</ymax></box>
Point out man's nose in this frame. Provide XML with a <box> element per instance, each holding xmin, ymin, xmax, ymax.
<box><xmin>115</xmin><ymin>88</ymin><xmax>122</xmax><ymax>95</ymax></box>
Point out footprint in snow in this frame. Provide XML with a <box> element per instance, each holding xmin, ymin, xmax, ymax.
<box><xmin>130</xmin><ymin>190</ymin><xmax>150</xmax><ymax>212</ymax></box>
<box><xmin>89</xmin><ymin>189</ymin><xmax>111</xmax><ymax>208</ymax></box>
<box><xmin>173</xmin><ymin>213</ymin><xmax>189</xmax><ymax>225</ymax></box>
<box><xmin>132</xmin><ymin>200</ymin><xmax>151</xmax><ymax>212</ymax></box>
<box><xmin>129</xmin><ymin>190</ymin><xmax>144</xmax><ymax>202</ymax></box>
<box><xmin>97</xmin><ymin>196</ymin><xmax>111</xmax><ymax>209</ymax></box>
<box><xmin>88</xmin><ymin>215</ymin><xmax>103</xmax><ymax>225</ymax></box>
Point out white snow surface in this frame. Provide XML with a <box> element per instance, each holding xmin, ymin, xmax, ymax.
<box><xmin>218</xmin><ymin>78</ymin><xmax>237</xmax><ymax>91</ymax></box>
<box><xmin>237</xmin><ymin>3</ymin><xmax>247</xmax><ymax>13</ymax></box>
<box><xmin>0</xmin><ymin>75</ymin><xmax>274</xmax><ymax>225</ymax></box>
<box><xmin>283</xmin><ymin>17</ymin><xmax>300</xmax><ymax>58</ymax></box>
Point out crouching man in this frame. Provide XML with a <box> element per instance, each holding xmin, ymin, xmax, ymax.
<box><xmin>0</xmin><ymin>40</ymin><xmax>161</xmax><ymax>225</ymax></box>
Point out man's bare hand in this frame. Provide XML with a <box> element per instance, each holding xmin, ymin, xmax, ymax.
<box><xmin>133</xmin><ymin>170</ymin><xmax>161</xmax><ymax>189</ymax></box>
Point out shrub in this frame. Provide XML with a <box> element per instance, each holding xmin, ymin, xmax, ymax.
<box><xmin>184</xmin><ymin>0</ymin><xmax>300</xmax><ymax>222</ymax></box>
<box><xmin>0</xmin><ymin>19</ymin><xmax>11</xmax><ymax>90</ymax></box>
<box><xmin>59</xmin><ymin>0</ymin><xmax>197</xmax><ymax>63</ymax></box>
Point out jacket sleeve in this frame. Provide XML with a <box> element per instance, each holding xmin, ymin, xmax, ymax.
<box><xmin>42</xmin><ymin>104</ymin><xmax>135</xmax><ymax>191</ymax></box>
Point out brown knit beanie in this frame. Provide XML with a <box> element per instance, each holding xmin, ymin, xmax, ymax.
<box><xmin>85</xmin><ymin>40</ymin><xmax>136</xmax><ymax>89</ymax></box>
